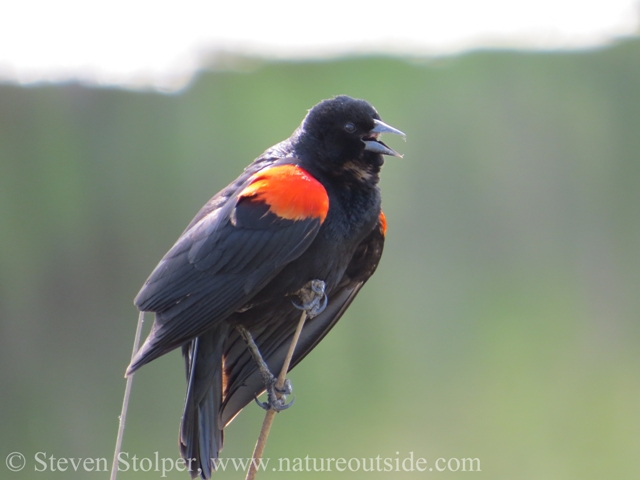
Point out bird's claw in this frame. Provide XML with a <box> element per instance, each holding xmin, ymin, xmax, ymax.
<box><xmin>292</xmin><ymin>279</ymin><xmax>327</xmax><ymax>318</ymax></box>
<box><xmin>254</xmin><ymin>378</ymin><xmax>295</xmax><ymax>412</ymax></box>
<box><xmin>254</xmin><ymin>395</ymin><xmax>295</xmax><ymax>412</ymax></box>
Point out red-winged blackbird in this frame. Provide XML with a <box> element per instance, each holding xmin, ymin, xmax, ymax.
<box><xmin>127</xmin><ymin>95</ymin><xmax>404</xmax><ymax>479</ymax></box>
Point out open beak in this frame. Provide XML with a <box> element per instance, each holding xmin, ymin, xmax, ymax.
<box><xmin>363</xmin><ymin>119</ymin><xmax>406</xmax><ymax>158</ymax></box>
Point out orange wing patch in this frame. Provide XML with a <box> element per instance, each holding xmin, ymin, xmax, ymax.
<box><xmin>239</xmin><ymin>165</ymin><xmax>329</xmax><ymax>222</ymax></box>
<box><xmin>379</xmin><ymin>211</ymin><xmax>387</xmax><ymax>236</ymax></box>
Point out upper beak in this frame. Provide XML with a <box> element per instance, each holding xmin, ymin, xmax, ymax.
<box><xmin>363</xmin><ymin>119</ymin><xmax>406</xmax><ymax>158</ymax></box>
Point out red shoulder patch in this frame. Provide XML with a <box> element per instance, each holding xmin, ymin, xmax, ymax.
<box><xmin>379</xmin><ymin>211</ymin><xmax>387</xmax><ymax>236</ymax></box>
<box><xmin>239</xmin><ymin>165</ymin><xmax>329</xmax><ymax>222</ymax></box>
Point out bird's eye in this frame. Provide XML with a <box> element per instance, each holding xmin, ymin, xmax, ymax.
<box><xmin>344</xmin><ymin>122</ymin><xmax>356</xmax><ymax>133</ymax></box>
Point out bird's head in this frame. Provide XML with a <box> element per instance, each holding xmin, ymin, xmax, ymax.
<box><xmin>295</xmin><ymin>95</ymin><xmax>405</xmax><ymax>185</ymax></box>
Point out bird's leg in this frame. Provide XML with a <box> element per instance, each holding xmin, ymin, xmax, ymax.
<box><xmin>236</xmin><ymin>280</ymin><xmax>327</xmax><ymax>412</ymax></box>
<box><xmin>292</xmin><ymin>279</ymin><xmax>327</xmax><ymax>318</ymax></box>
<box><xmin>236</xmin><ymin>325</ymin><xmax>294</xmax><ymax>412</ymax></box>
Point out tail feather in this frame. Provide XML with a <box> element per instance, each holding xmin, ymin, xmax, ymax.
<box><xmin>180</xmin><ymin>325</ymin><xmax>228</xmax><ymax>479</ymax></box>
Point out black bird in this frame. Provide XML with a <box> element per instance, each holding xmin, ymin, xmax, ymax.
<box><xmin>126</xmin><ymin>95</ymin><xmax>404</xmax><ymax>478</ymax></box>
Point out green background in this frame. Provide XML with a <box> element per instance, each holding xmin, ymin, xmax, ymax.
<box><xmin>1</xmin><ymin>39</ymin><xmax>639</xmax><ymax>479</ymax></box>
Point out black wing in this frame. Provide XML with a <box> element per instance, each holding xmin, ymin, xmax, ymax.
<box><xmin>127</xmin><ymin>170</ymin><xmax>327</xmax><ymax>375</ymax></box>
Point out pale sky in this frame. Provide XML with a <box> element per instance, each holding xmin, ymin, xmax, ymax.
<box><xmin>0</xmin><ymin>0</ymin><xmax>638</xmax><ymax>91</ymax></box>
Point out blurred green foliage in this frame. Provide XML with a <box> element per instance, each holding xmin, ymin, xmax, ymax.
<box><xmin>1</xmin><ymin>39</ymin><xmax>639</xmax><ymax>479</ymax></box>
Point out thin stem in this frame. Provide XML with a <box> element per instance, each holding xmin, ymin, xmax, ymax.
<box><xmin>110</xmin><ymin>311</ymin><xmax>145</xmax><ymax>480</ymax></box>
<box><xmin>245</xmin><ymin>309</ymin><xmax>308</xmax><ymax>480</ymax></box>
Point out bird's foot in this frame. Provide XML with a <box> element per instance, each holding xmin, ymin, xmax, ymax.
<box><xmin>292</xmin><ymin>279</ymin><xmax>327</xmax><ymax>318</ymax></box>
<box><xmin>254</xmin><ymin>376</ymin><xmax>295</xmax><ymax>412</ymax></box>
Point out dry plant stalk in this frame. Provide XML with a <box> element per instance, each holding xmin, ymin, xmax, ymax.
<box><xmin>110</xmin><ymin>311</ymin><xmax>145</xmax><ymax>480</ymax></box>
<box><xmin>245</xmin><ymin>309</ymin><xmax>308</xmax><ymax>480</ymax></box>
